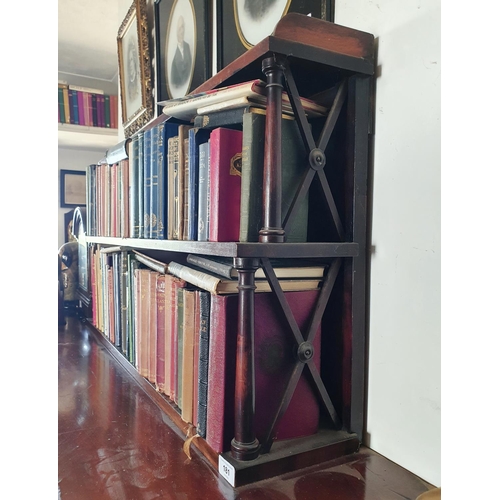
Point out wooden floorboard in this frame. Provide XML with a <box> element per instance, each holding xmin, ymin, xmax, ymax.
<box><xmin>58</xmin><ymin>315</ymin><xmax>435</xmax><ymax>499</ymax></box>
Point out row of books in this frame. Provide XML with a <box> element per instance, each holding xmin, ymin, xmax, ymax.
<box><xmin>90</xmin><ymin>244</ymin><xmax>326</xmax><ymax>453</ymax></box>
<box><xmin>58</xmin><ymin>82</ymin><xmax>118</xmax><ymax>129</ymax></box>
<box><xmin>86</xmin><ymin>106</ymin><xmax>310</xmax><ymax>242</ymax></box>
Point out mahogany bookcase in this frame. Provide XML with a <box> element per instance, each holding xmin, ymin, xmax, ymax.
<box><xmin>85</xmin><ymin>13</ymin><xmax>374</xmax><ymax>486</ymax></box>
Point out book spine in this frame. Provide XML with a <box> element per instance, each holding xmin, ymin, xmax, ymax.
<box><xmin>186</xmin><ymin>254</ymin><xmax>234</xmax><ymax>280</ymax></box>
<box><xmin>62</xmin><ymin>86</ymin><xmax>71</xmax><ymax>123</ymax></box>
<box><xmin>104</xmin><ymin>94</ymin><xmax>111</xmax><ymax>128</ymax></box>
<box><xmin>156</xmin><ymin>122</ymin><xmax>166</xmax><ymax>240</ymax></box>
<box><xmin>150</xmin><ymin>124</ymin><xmax>159</xmax><ymax>239</ymax></box>
<box><xmin>156</xmin><ymin>274</ymin><xmax>166</xmax><ymax>392</ymax></box>
<box><xmin>77</xmin><ymin>90</ymin><xmax>85</xmax><ymax>125</ymax></box>
<box><xmin>58</xmin><ymin>86</ymin><xmax>65</xmax><ymax>123</ymax></box>
<box><xmin>239</xmin><ymin>111</ymin><xmax>265</xmax><ymax>242</ymax></box>
<box><xmin>196</xmin><ymin>290</ymin><xmax>210</xmax><ymax>438</ymax></box>
<box><xmin>181</xmin><ymin>288</ymin><xmax>196</xmax><ymax>423</ymax></box>
<box><xmin>149</xmin><ymin>272</ymin><xmax>159</xmax><ymax>383</ymax></box>
<box><xmin>169</xmin><ymin>277</ymin><xmax>187</xmax><ymax>402</ymax></box>
<box><xmin>167</xmin><ymin>262</ymin><xmax>219</xmax><ymax>294</ymax></box>
<box><xmin>91</xmin><ymin>94</ymin><xmax>98</xmax><ymax>128</ymax></box>
<box><xmin>192</xmin><ymin>291</ymin><xmax>201</xmax><ymax>428</ymax></box>
<box><xmin>119</xmin><ymin>251</ymin><xmax>129</xmax><ymax>356</ymax></box>
<box><xmin>176</xmin><ymin>286</ymin><xmax>184</xmax><ymax>409</ymax></box>
<box><xmin>193</xmin><ymin>106</ymin><xmax>251</xmax><ymax>129</ymax></box>
<box><xmin>129</xmin><ymin>134</ymin><xmax>140</xmax><ymax>238</ymax></box>
<box><xmin>182</xmin><ymin>137</ymin><xmax>190</xmax><ymax>241</ymax></box>
<box><xmin>120</xmin><ymin>159</ymin><xmax>130</xmax><ymax>238</ymax></box>
<box><xmin>197</xmin><ymin>141</ymin><xmax>210</xmax><ymax>241</ymax></box>
<box><xmin>137</xmin><ymin>131</ymin><xmax>145</xmax><ymax>238</ymax></box>
<box><xmin>97</xmin><ymin>94</ymin><xmax>105</xmax><ymax>127</ymax></box>
<box><xmin>208</xmin><ymin>128</ymin><xmax>243</xmax><ymax>242</ymax></box>
<box><xmin>167</xmin><ymin>136</ymin><xmax>179</xmax><ymax>240</ymax></box>
<box><xmin>205</xmin><ymin>294</ymin><xmax>238</xmax><ymax>453</ymax></box>
<box><xmin>143</xmin><ymin>128</ymin><xmax>152</xmax><ymax>238</ymax></box>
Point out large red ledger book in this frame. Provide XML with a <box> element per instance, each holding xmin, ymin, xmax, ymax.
<box><xmin>205</xmin><ymin>289</ymin><xmax>322</xmax><ymax>454</ymax></box>
<box><xmin>208</xmin><ymin>127</ymin><xmax>243</xmax><ymax>242</ymax></box>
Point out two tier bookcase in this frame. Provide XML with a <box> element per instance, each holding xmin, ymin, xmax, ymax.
<box><xmin>83</xmin><ymin>13</ymin><xmax>374</xmax><ymax>486</ymax></box>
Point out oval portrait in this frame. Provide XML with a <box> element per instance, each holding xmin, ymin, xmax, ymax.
<box><xmin>235</xmin><ymin>0</ymin><xmax>291</xmax><ymax>48</ymax></box>
<box><xmin>166</xmin><ymin>0</ymin><xmax>196</xmax><ymax>99</ymax></box>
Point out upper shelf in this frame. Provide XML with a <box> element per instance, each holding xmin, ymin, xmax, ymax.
<box><xmin>58</xmin><ymin>123</ymin><xmax>119</xmax><ymax>152</ymax></box>
<box><xmin>85</xmin><ymin>236</ymin><xmax>359</xmax><ymax>259</ymax></box>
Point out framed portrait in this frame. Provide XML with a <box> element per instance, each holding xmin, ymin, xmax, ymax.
<box><xmin>216</xmin><ymin>0</ymin><xmax>334</xmax><ymax>71</ymax></box>
<box><xmin>60</xmin><ymin>170</ymin><xmax>86</xmax><ymax>208</ymax></box>
<box><xmin>155</xmin><ymin>0</ymin><xmax>211</xmax><ymax>106</ymax></box>
<box><xmin>118</xmin><ymin>0</ymin><xmax>154</xmax><ymax>138</ymax></box>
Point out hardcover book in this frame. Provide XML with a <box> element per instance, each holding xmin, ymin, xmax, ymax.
<box><xmin>149</xmin><ymin>124</ymin><xmax>160</xmax><ymax>239</ymax></box>
<box><xmin>184</xmin><ymin>128</ymin><xmax>210</xmax><ymax>240</ymax></box>
<box><xmin>185</xmin><ymin>254</ymin><xmax>327</xmax><ymax>280</ymax></box>
<box><xmin>167</xmin><ymin>261</ymin><xmax>322</xmax><ymax>295</ymax></box>
<box><xmin>166</xmin><ymin>135</ymin><xmax>179</xmax><ymax>240</ymax></box>
<box><xmin>129</xmin><ymin>134</ymin><xmax>140</xmax><ymax>238</ymax></box>
<box><xmin>160</xmin><ymin>79</ymin><xmax>327</xmax><ymax>121</ymax></box>
<box><xmin>239</xmin><ymin>111</ymin><xmax>309</xmax><ymax>243</ymax></box>
<box><xmin>196</xmin><ymin>140</ymin><xmax>210</xmax><ymax>242</ymax></box>
<box><xmin>143</xmin><ymin>128</ymin><xmax>153</xmax><ymax>239</ymax></box>
<box><xmin>156</xmin><ymin>274</ymin><xmax>166</xmax><ymax>393</ymax></box>
<box><xmin>205</xmin><ymin>290</ymin><xmax>322</xmax><ymax>453</ymax></box>
<box><xmin>181</xmin><ymin>288</ymin><xmax>197</xmax><ymax>424</ymax></box>
<box><xmin>196</xmin><ymin>290</ymin><xmax>210</xmax><ymax>438</ymax></box>
<box><xmin>208</xmin><ymin>127</ymin><xmax>243</xmax><ymax>242</ymax></box>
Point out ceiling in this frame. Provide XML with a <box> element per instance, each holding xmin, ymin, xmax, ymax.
<box><xmin>58</xmin><ymin>0</ymin><xmax>121</xmax><ymax>87</ymax></box>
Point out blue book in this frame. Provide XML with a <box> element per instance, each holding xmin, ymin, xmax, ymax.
<box><xmin>157</xmin><ymin>121</ymin><xmax>179</xmax><ymax>239</ymax></box>
<box><xmin>186</xmin><ymin>128</ymin><xmax>210</xmax><ymax>240</ymax></box>
<box><xmin>150</xmin><ymin>124</ymin><xmax>159</xmax><ymax>239</ymax></box>
<box><xmin>137</xmin><ymin>131</ymin><xmax>145</xmax><ymax>238</ymax></box>
<box><xmin>197</xmin><ymin>140</ymin><xmax>210</xmax><ymax>241</ymax></box>
<box><xmin>129</xmin><ymin>134</ymin><xmax>140</xmax><ymax>238</ymax></box>
<box><xmin>143</xmin><ymin>128</ymin><xmax>152</xmax><ymax>239</ymax></box>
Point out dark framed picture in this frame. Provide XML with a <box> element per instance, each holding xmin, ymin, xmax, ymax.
<box><xmin>118</xmin><ymin>0</ymin><xmax>154</xmax><ymax>138</ymax></box>
<box><xmin>155</xmin><ymin>0</ymin><xmax>211</xmax><ymax>106</ymax></box>
<box><xmin>216</xmin><ymin>0</ymin><xmax>334</xmax><ymax>71</ymax></box>
<box><xmin>60</xmin><ymin>170</ymin><xmax>86</xmax><ymax>208</ymax></box>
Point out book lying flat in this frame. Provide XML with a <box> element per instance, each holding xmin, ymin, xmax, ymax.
<box><xmin>159</xmin><ymin>79</ymin><xmax>327</xmax><ymax>121</ymax></box>
<box><xmin>186</xmin><ymin>254</ymin><xmax>327</xmax><ymax>280</ymax></box>
<box><xmin>167</xmin><ymin>261</ymin><xmax>322</xmax><ymax>295</ymax></box>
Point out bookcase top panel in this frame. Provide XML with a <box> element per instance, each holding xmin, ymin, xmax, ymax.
<box><xmin>195</xmin><ymin>13</ymin><xmax>375</xmax><ymax>96</ymax></box>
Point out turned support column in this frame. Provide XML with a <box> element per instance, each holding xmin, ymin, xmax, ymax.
<box><xmin>231</xmin><ymin>257</ymin><xmax>260</xmax><ymax>461</ymax></box>
<box><xmin>259</xmin><ymin>55</ymin><xmax>286</xmax><ymax>243</ymax></box>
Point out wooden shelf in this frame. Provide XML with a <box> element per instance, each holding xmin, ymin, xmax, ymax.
<box><xmin>85</xmin><ymin>236</ymin><xmax>359</xmax><ymax>259</ymax></box>
<box><xmin>58</xmin><ymin>123</ymin><xmax>119</xmax><ymax>151</ymax></box>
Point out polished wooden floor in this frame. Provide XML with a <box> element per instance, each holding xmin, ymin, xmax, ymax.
<box><xmin>58</xmin><ymin>315</ymin><xmax>435</xmax><ymax>500</ymax></box>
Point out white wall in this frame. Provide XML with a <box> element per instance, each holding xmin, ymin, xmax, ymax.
<box><xmin>336</xmin><ymin>0</ymin><xmax>441</xmax><ymax>486</ymax></box>
<box><xmin>58</xmin><ymin>148</ymin><xmax>105</xmax><ymax>249</ymax></box>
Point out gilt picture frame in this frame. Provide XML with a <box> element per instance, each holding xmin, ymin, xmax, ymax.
<box><xmin>154</xmin><ymin>0</ymin><xmax>211</xmax><ymax>108</ymax></box>
<box><xmin>60</xmin><ymin>170</ymin><xmax>86</xmax><ymax>208</ymax></box>
<box><xmin>216</xmin><ymin>0</ymin><xmax>334</xmax><ymax>71</ymax></box>
<box><xmin>118</xmin><ymin>0</ymin><xmax>154</xmax><ymax>138</ymax></box>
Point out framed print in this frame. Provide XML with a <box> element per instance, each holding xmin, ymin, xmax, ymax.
<box><xmin>60</xmin><ymin>170</ymin><xmax>86</xmax><ymax>208</ymax></box>
<box><xmin>118</xmin><ymin>0</ymin><xmax>154</xmax><ymax>138</ymax></box>
<box><xmin>216</xmin><ymin>0</ymin><xmax>334</xmax><ymax>71</ymax></box>
<box><xmin>155</xmin><ymin>0</ymin><xmax>211</xmax><ymax>106</ymax></box>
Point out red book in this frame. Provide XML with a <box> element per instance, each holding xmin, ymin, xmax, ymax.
<box><xmin>148</xmin><ymin>271</ymin><xmax>159</xmax><ymax>384</ymax></box>
<box><xmin>77</xmin><ymin>90</ymin><xmax>85</xmax><ymax>125</ymax></box>
<box><xmin>110</xmin><ymin>94</ymin><xmax>118</xmax><ymax>129</ymax></box>
<box><xmin>208</xmin><ymin>127</ymin><xmax>243</xmax><ymax>242</ymax></box>
<box><xmin>206</xmin><ymin>289</ymin><xmax>322</xmax><ymax>454</ymax></box>
<box><xmin>156</xmin><ymin>274</ymin><xmax>166</xmax><ymax>393</ymax></box>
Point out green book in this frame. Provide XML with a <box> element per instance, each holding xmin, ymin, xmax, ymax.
<box><xmin>239</xmin><ymin>112</ymin><xmax>309</xmax><ymax>242</ymax></box>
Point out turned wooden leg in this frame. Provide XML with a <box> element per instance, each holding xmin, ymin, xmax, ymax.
<box><xmin>231</xmin><ymin>257</ymin><xmax>260</xmax><ymax>461</ymax></box>
<box><xmin>259</xmin><ymin>55</ymin><xmax>285</xmax><ymax>243</ymax></box>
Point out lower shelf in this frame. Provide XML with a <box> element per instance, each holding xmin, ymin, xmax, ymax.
<box><xmin>88</xmin><ymin>320</ymin><xmax>360</xmax><ymax>486</ymax></box>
